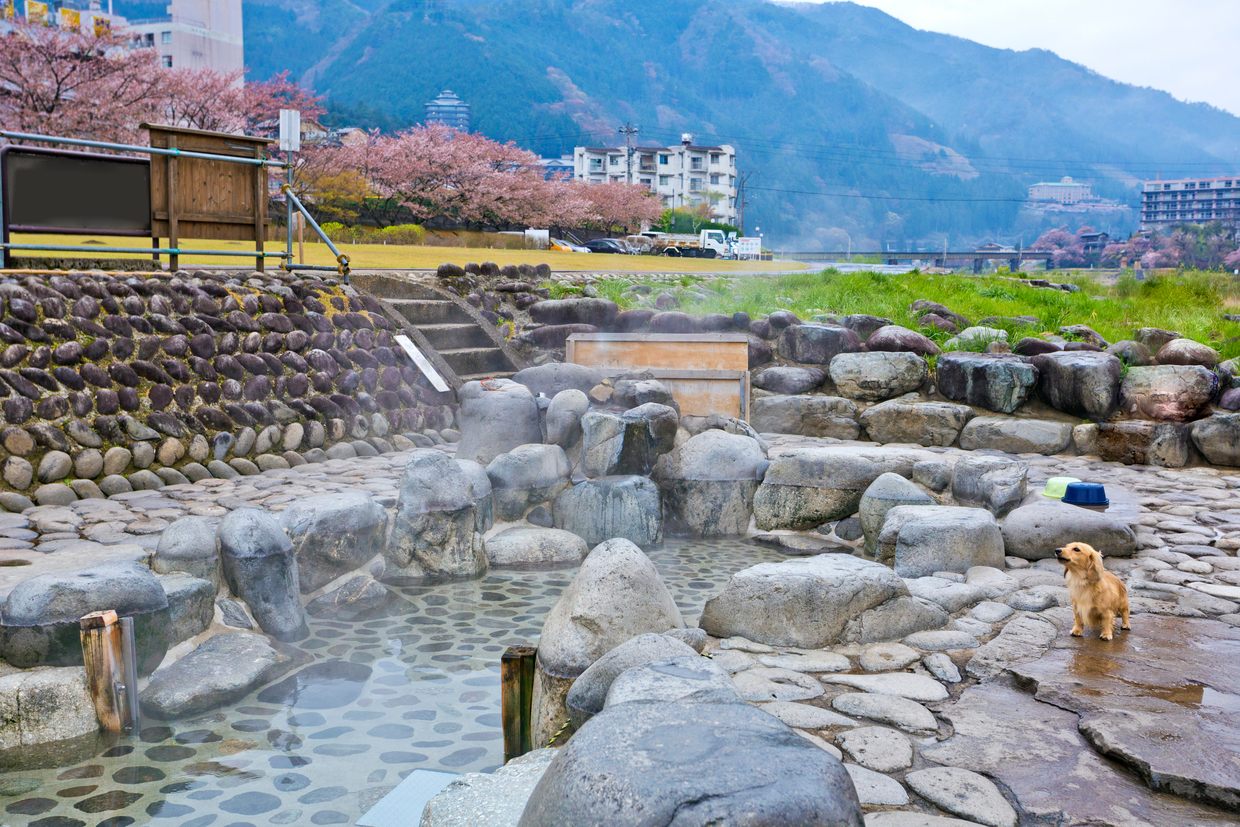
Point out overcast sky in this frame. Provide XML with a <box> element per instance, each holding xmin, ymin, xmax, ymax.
<box><xmin>826</xmin><ymin>0</ymin><xmax>1240</xmax><ymax>116</ymax></box>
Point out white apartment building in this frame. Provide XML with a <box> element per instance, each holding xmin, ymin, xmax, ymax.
<box><xmin>1141</xmin><ymin>175</ymin><xmax>1239</xmax><ymax>231</ymax></box>
<box><xmin>574</xmin><ymin>134</ymin><xmax>738</xmax><ymax>224</ymax></box>
<box><xmin>124</xmin><ymin>0</ymin><xmax>244</xmax><ymax>74</ymax></box>
<box><xmin>1028</xmin><ymin>176</ymin><xmax>1092</xmax><ymax>204</ymax></box>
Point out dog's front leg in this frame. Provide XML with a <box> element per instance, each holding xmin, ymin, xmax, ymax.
<box><xmin>1099</xmin><ymin>614</ymin><xmax>1114</xmax><ymax>641</ymax></box>
<box><xmin>1070</xmin><ymin>606</ymin><xmax>1084</xmax><ymax>637</ymax></box>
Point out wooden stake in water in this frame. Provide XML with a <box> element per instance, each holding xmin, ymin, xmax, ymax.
<box><xmin>501</xmin><ymin>645</ymin><xmax>537</xmax><ymax>763</ymax></box>
<box><xmin>79</xmin><ymin>610</ymin><xmax>124</xmax><ymax>733</ymax></box>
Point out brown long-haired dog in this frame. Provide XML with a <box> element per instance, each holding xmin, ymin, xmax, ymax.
<box><xmin>1054</xmin><ymin>542</ymin><xmax>1130</xmax><ymax>640</ymax></box>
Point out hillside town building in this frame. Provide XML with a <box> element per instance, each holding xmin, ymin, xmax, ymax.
<box><xmin>1141</xmin><ymin>175</ymin><xmax>1240</xmax><ymax>231</ymax></box>
<box><xmin>1028</xmin><ymin>176</ymin><xmax>1092</xmax><ymax>204</ymax></box>
<box><xmin>574</xmin><ymin>135</ymin><xmax>738</xmax><ymax>224</ymax></box>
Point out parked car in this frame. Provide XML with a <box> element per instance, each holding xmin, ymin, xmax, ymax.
<box><xmin>549</xmin><ymin>238</ymin><xmax>591</xmax><ymax>253</ymax></box>
<box><xmin>583</xmin><ymin>238</ymin><xmax>630</xmax><ymax>254</ymax></box>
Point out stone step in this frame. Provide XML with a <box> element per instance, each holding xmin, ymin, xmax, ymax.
<box><xmin>388</xmin><ymin>298</ymin><xmax>474</xmax><ymax>326</ymax></box>
<box><xmin>416</xmin><ymin>322</ymin><xmax>494</xmax><ymax>351</ymax></box>
<box><xmin>438</xmin><ymin>347</ymin><xmax>513</xmax><ymax>377</ymax></box>
<box><xmin>456</xmin><ymin>370</ymin><xmax>516</xmax><ymax>384</ymax></box>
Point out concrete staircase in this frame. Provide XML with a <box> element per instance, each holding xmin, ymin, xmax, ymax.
<box><xmin>351</xmin><ymin>274</ymin><xmax>526</xmax><ymax>389</ymax></box>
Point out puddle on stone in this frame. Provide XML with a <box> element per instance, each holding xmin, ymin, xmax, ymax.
<box><xmin>0</xmin><ymin>537</ymin><xmax>792</xmax><ymax>825</ymax></box>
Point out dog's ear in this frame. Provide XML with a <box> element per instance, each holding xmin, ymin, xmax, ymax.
<box><xmin>1086</xmin><ymin>550</ymin><xmax>1105</xmax><ymax>584</ymax></box>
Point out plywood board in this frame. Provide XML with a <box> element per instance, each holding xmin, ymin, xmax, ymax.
<box><xmin>567</xmin><ymin>333</ymin><xmax>748</xmax><ymax>372</ymax></box>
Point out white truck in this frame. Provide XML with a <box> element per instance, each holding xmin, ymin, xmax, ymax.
<box><xmin>639</xmin><ymin>229</ymin><xmax>731</xmax><ymax>258</ymax></box>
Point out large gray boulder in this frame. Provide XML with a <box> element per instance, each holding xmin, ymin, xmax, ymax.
<box><xmin>389</xmin><ymin>450</ymin><xmax>486</xmax><ymax>580</ymax></box>
<box><xmin>152</xmin><ymin>515</ymin><xmax>221</xmax><ymax>588</ymax></box>
<box><xmin>140</xmin><ymin>632</ymin><xmax>293</xmax><ymax>719</ymax></box>
<box><xmin>699</xmin><ymin>555</ymin><xmax>909</xmax><ymax>648</ymax></box>
<box><xmin>866</xmin><ymin>324</ymin><xmax>942</xmax><ymax>357</ymax></box>
<box><xmin>158</xmin><ymin>573</ymin><xmax>215</xmax><ymax>645</ymax></box>
<box><xmin>305</xmin><ymin>574</ymin><xmax>390</xmax><ymax>620</ymax></box>
<box><xmin>859</xmin><ymin>472</ymin><xmax>936</xmax><ymax>556</ymax></box>
<box><xmin>935</xmin><ymin>352</ymin><xmax>1038</xmax><ymax>414</ymax></box>
<box><xmin>0</xmin><ymin>667</ymin><xmax>97</xmax><ymax>750</ymax></box>
<box><xmin>456</xmin><ymin>379</ymin><xmax>543</xmax><ymax>465</ymax></box>
<box><xmin>487</xmin><ymin>444</ymin><xmax>572</xmax><ymax>521</ymax></box>
<box><xmin>485</xmin><ymin>527</ymin><xmax>589</xmax><ymax>567</ymax></box>
<box><xmin>829</xmin><ymin>352</ymin><xmax>928</xmax><ymax>402</ymax></box>
<box><xmin>876</xmin><ymin>506</ymin><xmax>1005</xmax><ymax>577</ymax></box>
<box><xmin>753</xmin><ymin>366</ymin><xmax>825</xmax><ymax>395</ymax></box>
<box><xmin>218</xmin><ymin>508</ymin><xmax>308</xmax><ymax>642</ymax></box>
<box><xmin>753</xmin><ymin>446</ymin><xmax>928</xmax><ymax>531</ymax></box>
<box><xmin>603</xmin><ymin>655</ymin><xmax>741</xmax><ymax>708</ymax></box>
<box><xmin>612</xmin><ymin>378</ymin><xmax>679</xmax><ymax>413</ymax></box>
<box><xmin>518</xmin><ymin>698</ymin><xmax>863</xmax><ymax>827</ymax></box>
<box><xmin>552</xmin><ymin>475</ymin><xmax>663</xmax><ymax>548</ymax></box>
<box><xmin>750</xmin><ymin>395</ymin><xmax>859</xmax><ymax>439</ymax></box>
<box><xmin>1190</xmin><ymin>414</ymin><xmax>1240</xmax><ymax>467</ymax></box>
<box><xmin>1155</xmin><ymin>337</ymin><xmax>1221</xmax><ymax>368</ymax></box>
<box><xmin>513</xmin><ymin>363</ymin><xmax>605</xmax><ymax>398</ymax></box>
<box><xmin>778</xmin><ymin>323</ymin><xmax>862</xmax><ymax>365</ymax></box>
<box><xmin>1073</xmin><ymin>421</ymin><xmax>1192</xmax><ymax>467</ymax></box>
<box><xmin>1030</xmin><ymin>351</ymin><xmax>1122</xmax><ymax>421</ymax></box>
<box><xmin>0</xmin><ymin>560</ymin><xmax>170</xmax><ymax>672</ymax></box>
<box><xmin>951</xmin><ymin>455</ymin><xmax>1027</xmax><ymax>517</ymax></box>
<box><xmin>422</xmin><ymin>749</ymin><xmax>559</xmax><ymax>827</ymax></box>
<box><xmin>959</xmin><ymin>417</ymin><xmax>1073</xmax><ymax>455</ymax></box>
<box><xmin>565</xmin><ymin>633</ymin><xmax>699</xmax><ymax>728</ymax></box>
<box><xmin>280</xmin><ymin>490</ymin><xmax>389</xmax><ymax>593</ymax></box>
<box><xmin>457</xmin><ymin>459</ymin><xmax>494</xmax><ymax>533</ymax></box>
<box><xmin>1000</xmin><ymin>501</ymin><xmax>1137</xmax><ymax>559</ymax></box>
<box><xmin>860</xmin><ymin>400</ymin><xmax>973</xmax><ymax>447</ymax></box>
<box><xmin>533</xmin><ymin>538</ymin><xmax>683</xmax><ymax>747</ymax></box>
<box><xmin>545</xmin><ymin>389</ymin><xmax>589</xmax><ymax>449</ymax></box>
<box><xmin>529</xmin><ymin>297</ymin><xmax>618</xmax><ymax>328</ymax></box>
<box><xmin>580</xmin><ymin>404</ymin><xmax>677</xmax><ymax>477</ymax></box>
<box><xmin>1119</xmin><ymin>365</ymin><xmax>1218</xmax><ymax>421</ymax></box>
<box><xmin>652</xmin><ymin>430</ymin><xmax>767</xmax><ymax>536</ymax></box>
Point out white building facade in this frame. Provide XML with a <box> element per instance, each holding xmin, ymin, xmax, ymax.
<box><xmin>574</xmin><ymin>135</ymin><xmax>738</xmax><ymax>224</ymax></box>
<box><xmin>123</xmin><ymin>0</ymin><xmax>244</xmax><ymax>74</ymax></box>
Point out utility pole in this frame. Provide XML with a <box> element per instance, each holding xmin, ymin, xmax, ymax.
<box><xmin>736</xmin><ymin>171</ymin><xmax>754</xmax><ymax>235</ymax></box>
<box><xmin>618</xmin><ymin>122</ymin><xmax>639</xmax><ymax>185</ymax></box>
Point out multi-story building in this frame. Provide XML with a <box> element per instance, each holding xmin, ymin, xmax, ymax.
<box><xmin>1028</xmin><ymin>176</ymin><xmax>1092</xmax><ymax>204</ymax></box>
<box><xmin>424</xmin><ymin>90</ymin><xmax>470</xmax><ymax>132</ymax></box>
<box><xmin>1141</xmin><ymin>175</ymin><xmax>1240</xmax><ymax>231</ymax></box>
<box><xmin>574</xmin><ymin>134</ymin><xmax>738</xmax><ymax>224</ymax></box>
<box><xmin>10</xmin><ymin>2</ymin><xmax>242</xmax><ymax>74</ymax></box>
<box><xmin>123</xmin><ymin>1</ymin><xmax>244</xmax><ymax>74</ymax></box>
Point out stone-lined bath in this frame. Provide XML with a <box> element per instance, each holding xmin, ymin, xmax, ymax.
<box><xmin>0</xmin><ymin>538</ymin><xmax>792</xmax><ymax>827</ymax></box>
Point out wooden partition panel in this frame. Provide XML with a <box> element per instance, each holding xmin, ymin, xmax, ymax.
<box><xmin>567</xmin><ymin>333</ymin><xmax>750</xmax><ymax>419</ymax></box>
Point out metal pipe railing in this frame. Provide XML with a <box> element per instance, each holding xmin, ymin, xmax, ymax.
<box><xmin>0</xmin><ymin>242</ymin><xmax>285</xmax><ymax>257</ymax></box>
<box><xmin>0</xmin><ymin>130</ymin><xmax>288</xmax><ymax>168</ymax></box>
<box><xmin>281</xmin><ymin>184</ymin><xmax>351</xmax><ymax>282</ymax></box>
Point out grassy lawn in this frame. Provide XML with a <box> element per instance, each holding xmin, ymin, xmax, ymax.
<box><xmin>7</xmin><ymin>234</ymin><xmax>801</xmax><ymax>275</ymax></box>
<box><xmin>591</xmin><ymin>268</ymin><xmax>1240</xmax><ymax>361</ymax></box>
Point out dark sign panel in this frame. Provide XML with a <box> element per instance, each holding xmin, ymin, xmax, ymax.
<box><xmin>2</xmin><ymin>146</ymin><xmax>150</xmax><ymax>236</ymax></box>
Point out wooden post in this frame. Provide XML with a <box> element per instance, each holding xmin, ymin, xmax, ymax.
<box><xmin>79</xmin><ymin>610</ymin><xmax>124</xmax><ymax>733</ymax></box>
<box><xmin>501</xmin><ymin>645</ymin><xmax>537</xmax><ymax>763</ymax></box>
<box><xmin>297</xmin><ymin>212</ymin><xmax>305</xmax><ymax>265</ymax></box>
<box><xmin>166</xmin><ymin>134</ymin><xmax>179</xmax><ymax>273</ymax></box>
<box><xmin>254</xmin><ymin>146</ymin><xmax>265</xmax><ymax>272</ymax></box>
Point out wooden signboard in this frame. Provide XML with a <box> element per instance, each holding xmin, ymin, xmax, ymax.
<box><xmin>142</xmin><ymin>123</ymin><xmax>272</xmax><ymax>271</ymax></box>
<box><xmin>566</xmin><ymin>333</ymin><xmax>750</xmax><ymax>419</ymax></box>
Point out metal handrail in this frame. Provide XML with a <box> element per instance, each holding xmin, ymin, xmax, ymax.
<box><xmin>281</xmin><ymin>184</ymin><xmax>350</xmax><ymax>282</ymax></box>
<box><xmin>0</xmin><ymin>130</ymin><xmax>287</xmax><ymax>168</ymax></box>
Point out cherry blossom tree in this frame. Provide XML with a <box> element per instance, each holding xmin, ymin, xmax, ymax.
<box><xmin>1031</xmin><ymin>225</ymin><xmax>1086</xmax><ymax>268</ymax></box>
<box><xmin>577</xmin><ymin>181</ymin><xmax>663</xmax><ymax>233</ymax></box>
<box><xmin>0</xmin><ymin>18</ymin><xmax>165</xmax><ymax>144</ymax></box>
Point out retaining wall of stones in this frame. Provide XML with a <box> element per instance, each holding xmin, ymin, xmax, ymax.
<box><xmin>0</xmin><ymin>268</ymin><xmax>457</xmax><ymax>510</ymax></box>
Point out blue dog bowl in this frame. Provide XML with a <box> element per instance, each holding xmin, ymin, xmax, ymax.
<box><xmin>1063</xmin><ymin>482</ymin><xmax>1108</xmax><ymax>507</ymax></box>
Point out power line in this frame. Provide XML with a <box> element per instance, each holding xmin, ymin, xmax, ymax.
<box><xmin>747</xmin><ymin>185</ymin><xmax>1027</xmax><ymax>203</ymax></box>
